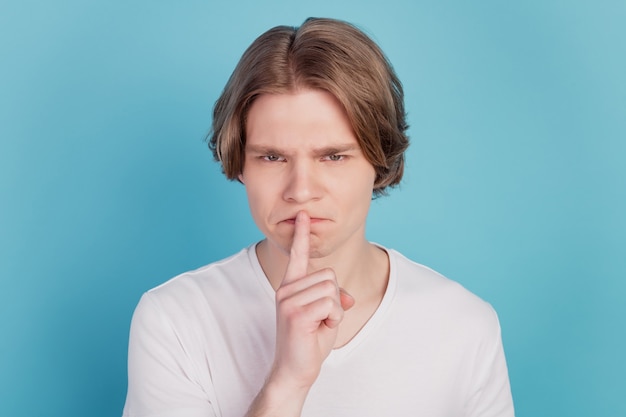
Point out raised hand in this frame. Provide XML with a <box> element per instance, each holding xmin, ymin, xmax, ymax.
<box><xmin>272</xmin><ymin>210</ymin><xmax>353</xmax><ymax>389</ymax></box>
<box><xmin>246</xmin><ymin>211</ymin><xmax>354</xmax><ymax>416</ymax></box>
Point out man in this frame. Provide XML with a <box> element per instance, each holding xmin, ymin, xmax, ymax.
<box><xmin>123</xmin><ymin>17</ymin><xmax>514</xmax><ymax>417</ymax></box>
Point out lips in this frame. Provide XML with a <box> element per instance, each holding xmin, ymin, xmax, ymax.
<box><xmin>280</xmin><ymin>217</ymin><xmax>328</xmax><ymax>225</ymax></box>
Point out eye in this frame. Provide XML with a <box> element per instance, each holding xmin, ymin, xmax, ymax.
<box><xmin>263</xmin><ymin>154</ymin><xmax>284</xmax><ymax>162</ymax></box>
<box><xmin>325</xmin><ymin>154</ymin><xmax>344</xmax><ymax>162</ymax></box>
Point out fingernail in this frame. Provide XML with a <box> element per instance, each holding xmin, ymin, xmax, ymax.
<box><xmin>339</xmin><ymin>287</ymin><xmax>354</xmax><ymax>299</ymax></box>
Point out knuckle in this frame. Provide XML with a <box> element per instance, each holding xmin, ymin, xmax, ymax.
<box><xmin>321</xmin><ymin>296</ymin><xmax>336</xmax><ymax>310</ymax></box>
<box><xmin>321</xmin><ymin>267</ymin><xmax>336</xmax><ymax>278</ymax></box>
<box><xmin>275</xmin><ymin>285</ymin><xmax>289</xmax><ymax>301</ymax></box>
<box><xmin>278</xmin><ymin>300</ymin><xmax>300</xmax><ymax>319</ymax></box>
<box><xmin>319</xmin><ymin>279</ymin><xmax>337</xmax><ymax>294</ymax></box>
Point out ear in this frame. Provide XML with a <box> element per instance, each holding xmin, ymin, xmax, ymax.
<box><xmin>238</xmin><ymin>173</ymin><xmax>244</xmax><ymax>184</ymax></box>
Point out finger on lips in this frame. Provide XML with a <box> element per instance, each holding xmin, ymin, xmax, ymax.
<box><xmin>279</xmin><ymin>209</ymin><xmax>354</xmax><ymax>316</ymax></box>
<box><xmin>283</xmin><ymin>211</ymin><xmax>310</xmax><ymax>285</ymax></box>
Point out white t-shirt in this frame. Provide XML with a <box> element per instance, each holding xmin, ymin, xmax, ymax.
<box><xmin>123</xmin><ymin>244</ymin><xmax>514</xmax><ymax>417</ymax></box>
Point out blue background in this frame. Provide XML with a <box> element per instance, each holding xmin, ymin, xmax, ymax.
<box><xmin>1</xmin><ymin>1</ymin><xmax>624</xmax><ymax>416</ymax></box>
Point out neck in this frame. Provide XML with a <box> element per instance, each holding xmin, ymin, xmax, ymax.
<box><xmin>256</xmin><ymin>237</ymin><xmax>389</xmax><ymax>301</ymax></box>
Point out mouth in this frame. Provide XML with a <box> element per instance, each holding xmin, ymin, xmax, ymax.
<box><xmin>281</xmin><ymin>217</ymin><xmax>327</xmax><ymax>225</ymax></box>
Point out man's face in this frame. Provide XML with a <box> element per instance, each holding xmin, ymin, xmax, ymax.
<box><xmin>240</xmin><ymin>89</ymin><xmax>376</xmax><ymax>259</ymax></box>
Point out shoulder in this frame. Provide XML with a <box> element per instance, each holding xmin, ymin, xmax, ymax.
<box><xmin>387</xmin><ymin>248</ymin><xmax>500</xmax><ymax>334</ymax></box>
<box><xmin>128</xmin><ymin>245</ymin><xmax>272</xmax><ymax>343</ymax></box>
<box><xmin>152</xmin><ymin>246</ymin><xmax>253</xmax><ymax>294</ymax></box>
<box><xmin>136</xmin><ymin>246</ymin><xmax>263</xmax><ymax>317</ymax></box>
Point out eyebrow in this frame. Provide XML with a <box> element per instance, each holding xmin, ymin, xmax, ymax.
<box><xmin>312</xmin><ymin>144</ymin><xmax>360</xmax><ymax>157</ymax></box>
<box><xmin>245</xmin><ymin>143</ymin><xmax>360</xmax><ymax>156</ymax></box>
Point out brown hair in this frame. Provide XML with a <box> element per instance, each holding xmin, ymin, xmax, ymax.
<box><xmin>208</xmin><ymin>17</ymin><xmax>409</xmax><ymax>196</ymax></box>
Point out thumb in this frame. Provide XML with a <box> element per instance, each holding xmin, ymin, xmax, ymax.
<box><xmin>339</xmin><ymin>288</ymin><xmax>355</xmax><ymax>311</ymax></box>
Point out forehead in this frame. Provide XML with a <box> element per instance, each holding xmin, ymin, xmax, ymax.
<box><xmin>245</xmin><ymin>89</ymin><xmax>357</xmax><ymax>150</ymax></box>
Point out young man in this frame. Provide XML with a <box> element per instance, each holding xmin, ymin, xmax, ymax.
<box><xmin>123</xmin><ymin>18</ymin><xmax>514</xmax><ymax>417</ymax></box>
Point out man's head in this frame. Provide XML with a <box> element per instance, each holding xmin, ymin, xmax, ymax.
<box><xmin>209</xmin><ymin>17</ymin><xmax>409</xmax><ymax>197</ymax></box>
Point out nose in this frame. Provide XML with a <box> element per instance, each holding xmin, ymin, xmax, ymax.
<box><xmin>282</xmin><ymin>159</ymin><xmax>322</xmax><ymax>203</ymax></box>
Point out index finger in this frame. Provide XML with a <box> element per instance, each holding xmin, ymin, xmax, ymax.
<box><xmin>283</xmin><ymin>211</ymin><xmax>310</xmax><ymax>284</ymax></box>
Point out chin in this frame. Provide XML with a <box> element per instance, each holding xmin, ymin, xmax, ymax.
<box><xmin>307</xmin><ymin>239</ymin><xmax>337</xmax><ymax>260</ymax></box>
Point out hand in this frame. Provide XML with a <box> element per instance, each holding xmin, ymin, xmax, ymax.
<box><xmin>245</xmin><ymin>211</ymin><xmax>355</xmax><ymax>416</ymax></box>
<box><xmin>271</xmin><ymin>211</ymin><xmax>354</xmax><ymax>390</ymax></box>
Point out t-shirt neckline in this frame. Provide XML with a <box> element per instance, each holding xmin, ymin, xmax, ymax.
<box><xmin>246</xmin><ymin>242</ymin><xmax>398</xmax><ymax>362</ymax></box>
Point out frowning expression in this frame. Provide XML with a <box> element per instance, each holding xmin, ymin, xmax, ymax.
<box><xmin>240</xmin><ymin>89</ymin><xmax>376</xmax><ymax>259</ymax></box>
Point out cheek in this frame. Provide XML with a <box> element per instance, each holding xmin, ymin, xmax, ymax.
<box><xmin>243</xmin><ymin>178</ymin><xmax>277</xmax><ymax>223</ymax></box>
<box><xmin>244</xmin><ymin>185</ymin><xmax>265</xmax><ymax>214</ymax></box>
<box><xmin>244</xmin><ymin>190</ymin><xmax>270</xmax><ymax>234</ymax></box>
<box><xmin>339</xmin><ymin>165</ymin><xmax>376</xmax><ymax>196</ymax></box>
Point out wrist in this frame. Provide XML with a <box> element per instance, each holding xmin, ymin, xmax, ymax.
<box><xmin>246</xmin><ymin>371</ymin><xmax>311</xmax><ymax>417</ymax></box>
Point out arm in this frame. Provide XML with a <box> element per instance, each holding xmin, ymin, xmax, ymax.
<box><xmin>123</xmin><ymin>294</ymin><xmax>216</xmax><ymax>417</ymax></box>
<box><xmin>245</xmin><ymin>211</ymin><xmax>354</xmax><ymax>417</ymax></box>
<box><xmin>465</xmin><ymin>309</ymin><xmax>515</xmax><ymax>417</ymax></box>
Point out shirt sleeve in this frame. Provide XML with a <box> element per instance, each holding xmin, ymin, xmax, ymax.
<box><xmin>122</xmin><ymin>293</ymin><xmax>217</xmax><ymax>417</ymax></box>
<box><xmin>465</xmin><ymin>308</ymin><xmax>516</xmax><ymax>417</ymax></box>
